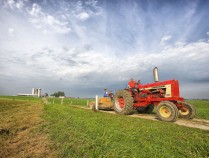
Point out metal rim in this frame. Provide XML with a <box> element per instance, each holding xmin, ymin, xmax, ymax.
<box><xmin>115</xmin><ymin>97</ymin><xmax>125</xmax><ymax>111</ymax></box>
<box><xmin>179</xmin><ymin>107</ymin><xmax>189</xmax><ymax>116</ymax></box>
<box><xmin>159</xmin><ymin>105</ymin><xmax>172</xmax><ymax>118</ymax></box>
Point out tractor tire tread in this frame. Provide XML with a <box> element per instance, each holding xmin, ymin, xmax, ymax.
<box><xmin>178</xmin><ymin>101</ymin><xmax>196</xmax><ymax>119</ymax></box>
<box><xmin>156</xmin><ymin>101</ymin><xmax>179</xmax><ymax>122</ymax></box>
<box><xmin>113</xmin><ymin>90</ymin><xmax>134</xmax><ymax>115</ymax></box>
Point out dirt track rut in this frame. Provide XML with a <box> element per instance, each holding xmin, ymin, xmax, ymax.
<box><xmin>75</xmin><ymin>106</ymin><xmax>209</xmax><ymax>131</ymax></box>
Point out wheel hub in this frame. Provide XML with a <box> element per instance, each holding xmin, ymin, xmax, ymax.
<box><xmin>179</xmin><ymin>107</ymin><xmax>189</xmax><ymax>115</ymax></box>
<box><xmin>118</xmin><ymin>97</ymin><xmax>124</xmax><ymax>109</ymax></box>
<box><xmin>159</xmin><ymin>106</ymin><xmax>171</xmax><ymax>118</ymax></box>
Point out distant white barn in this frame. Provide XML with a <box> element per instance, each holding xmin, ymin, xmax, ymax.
<box><xmin>18</xmin><ymin>88</ymin><xmax>41</xmax><ymax>97</ymax></box>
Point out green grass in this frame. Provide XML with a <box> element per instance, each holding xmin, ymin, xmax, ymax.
<box><xmin>0</xmin><ymin>99</ymin><xmax>54</xmax><ymax>157</ymax></box>
<box><xmin>0</xmin><ymin>96</ymin><xmax>90</xmax><ymax>106</ymax></box>
<box><xmin>1</xmin><ymin>97</ymin><xmax>209</xmax><ymax>157</ymax></box>
<box><xmin>43</xmin><ymin>103</ymin><xmax>209</xmax><ymax>158</ymax></box>
<box><xmin>48</xmin><ymin>97</ymin><xmax>89</xmax><ymax>106</ymax></box>
<box><xmin>0</xmin><ymin>95</ymin><xmax>41</xmax><ymax>102</ymax></box>
<box><xmin>186</xmin><ymin>100</ymin><xmax>209</xmax><ymax>120</ymax></box>
<box><xmin>1</xmin><ymin>96</ymin><xmax>208</xmax><ymax>119</ymax></box>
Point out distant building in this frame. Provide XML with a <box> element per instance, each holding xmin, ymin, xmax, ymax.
<box><xmin>59</xmin><ymin>96</ymin><xmax>65</xmax><ymax>98</ymax></box>
<box><xmin>17</xmin><ymin>88</ymin><xmax>41</xmax><ymax>97</ymax></box>
<box><xmin>32</xmin><ymin>88</ymin><xmax>41</xmax><ymax>97</ymax></box>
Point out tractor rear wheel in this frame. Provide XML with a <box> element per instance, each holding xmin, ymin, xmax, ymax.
<box><xmin>156</xmin><ymin>101</ymin><xmax>179</xmax><ymax>122</ymax></box>
<box><xmin>113</xmin><ymin>90</ymin><xmax>134</xmax><ymax>115</ymax></box>
<box><xmin>137</xmin><ymin>103</ymin><xmax>155</xmax><ymax>114</ymax></box>
<box><xmin>178</xmin><ymin>101</ymin><xmax>196</xmax><ymax>119</ymax></box>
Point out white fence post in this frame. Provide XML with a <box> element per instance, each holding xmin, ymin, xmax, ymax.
<box><xmin>95</xmin><ymin>95</ymin><xmax>99</xmax><ymax>110</ymax></box>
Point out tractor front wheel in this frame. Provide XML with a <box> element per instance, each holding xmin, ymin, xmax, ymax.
<box><xmin>156</xmin><ymin>101</ymin><xmax>179</xmax><ymax>122</ymax></box>
<box><xmin>178</xmin><ymin>101</ymin><xmax>196</xmax><ymax>119</ymax></box>
<box><xmin>113</xmin><ymin>90</ymin><xmax>134</xmax><ymax>115</ymax></box>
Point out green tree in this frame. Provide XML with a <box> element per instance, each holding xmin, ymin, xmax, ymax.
<box><xmin>51</xmin><ymin>91</ymin><xmax>65</xmax><ymax>97</ymax></box>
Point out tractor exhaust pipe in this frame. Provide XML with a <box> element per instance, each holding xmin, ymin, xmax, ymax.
<box><xmin>153</xmin><ymin>67</ymin><xmax>159</xmax><ymax>82</ymax></box>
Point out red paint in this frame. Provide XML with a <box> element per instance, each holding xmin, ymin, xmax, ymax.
<box><xmin>128</xmin><ymin>80</ymin><xmax>137</xmax><ymax>88</ymax></box>
<box><xmin>119</xmin><ymin>97</ymin><xmax>125</xmax><ymax>108</ymax></box>
<box><xmin>129</xmin><ymin>79</ymin><xmax>184</xmax><ymax>108</ymax></box>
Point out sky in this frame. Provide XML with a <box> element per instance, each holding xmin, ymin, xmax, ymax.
<box><xmin>0</xmin><ymin>0</ymin><xmax>209</xmax><ymax>99</ymax></box>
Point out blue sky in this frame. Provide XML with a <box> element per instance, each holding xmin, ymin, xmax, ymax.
<box><xmin>0</xmin><ymin>0</ymin><xmax>209</xmax><ymax>99</ymax></box>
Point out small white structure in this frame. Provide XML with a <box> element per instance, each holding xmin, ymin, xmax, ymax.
<box><xmin>37</xmin><ymin>88</ymin><xmax>41</xmax><ymax>97</ymax></box>
<box><xmin>32</xmin><ymin>88</ymin><xmax>35</xmax><ymax>95</ymax></box>
<box><xmin>95</xmin><ymin>95</ymin><xmax>99</xmax><ymax>110</ymax></box>
<box><xmin>18</xmin><ymin>88</ymin><xmax>41</xmax><ymax>97</ymax></box>
<box><xmin>32</xmin><ymin>88</ymin><xmax>41</xmax><ymax>97</ymax></box>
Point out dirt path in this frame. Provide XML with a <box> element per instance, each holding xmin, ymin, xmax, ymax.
<box><xmin>130</xmin><ymin>113</ymin><xmax>209</xmax><ymax>130</ymax></box>
<box><xmin>74</xmin><ymin>106</ymin><xmax>209</xmax><ymax>131</ymax></box>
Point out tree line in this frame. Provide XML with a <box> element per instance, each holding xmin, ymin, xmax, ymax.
<box><xmin>50</xmin><ymin>91</ymin><xmax>65</xmax><ymax>97</ymax></box>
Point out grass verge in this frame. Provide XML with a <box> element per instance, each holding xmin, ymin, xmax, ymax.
<box><xmin>1</xmin><ymin>96</ymin><xmax>208</xmax><ymax>119</ymax></box>
<box><xmin>0</xmin><ymin>100</ymin><xmax>56</xmax><ymax>158</ymax></box>
<box><xmin>186</xmin><ymin>100</ymin><xmax>209</xmax><ymax>120</ymax></box>
<box><xmin>47</xmin><ymin>97</ymin><xmax>89</xmax><ymax>106</ymax></box>
<box><xmin>44</xmin><ymin>103</ymin><xmax>209</xmax><ymax>158</ymax></box>
<box><xmin>0</xmin><ymin>96</ymin><xmax>41</xmax><ymax>102</ymax></box>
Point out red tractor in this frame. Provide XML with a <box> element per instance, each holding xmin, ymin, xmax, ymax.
<box><xmin>113</xmin><ymin>67</ymin><xmax>196</xmax><ymax>122</ymax></box>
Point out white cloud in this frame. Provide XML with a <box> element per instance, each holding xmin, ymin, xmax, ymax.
<box><xmin>1</xmin><ymin>0</ymin><xmax>209</xmax><ymax>98</ymax></box>
<box><xmin>28</xmin><ymin>3</ymin><xmax>71</xmax><ymax>34</ymax></box>
<box><xmin>73</xmin><ymin>0</ymin><xmax>103</xmax><ymax>21</ymax></box>
<box><xmin>174</xmin><ymin>41</ymin><xmax>186</xmax><ymax>46</ymax></box>
<box><xmin>16</xmin><ymin>40</ymin><xmax>207</xmax><ymax>85</ymax></box>
<box><xmin>77</xmin><ymin>12</ymin><xmax>90</xmax><ymax>21</ymax></box>
<box><xmin>207</xmin><ymin>31</ymin><xmax>209</xmax><ymax>36</ymax></box>
<box><xmin>85</xmin><ymin>0</ymin><xmax>98</xmax><ymax>7</ymax></box>
<box><xmin>45</xmin><ymin>15</ymin><xmax>60</xmax><ymax>26</ymax></box>
<box><xmin>28</xmin><ymin>3</ymin><xmax>41</xmax><ymax>16</ymax></box>
<box><xmin>160</xmin><ymin>35</ymin><xmax>172</xmax><ymax>44</ymax></box>
<box><xmin>15</xmin><ymin>1</ymin><xmax>24</xmax><ymax>9</ymax></box>
<box><xmin>3</xmin><ymin>0</ymin><xmax>25</xmax><ymax>10</ymax></box>
<box><xmin>8</xmin><ymin>27</ymin><xmax>14</xmax><ymax>33</ymax></box>
<box><xmin>52</xmin><ymin>25</ymin><xmax>71</xmax><ymax>34</ymax></box>
<box><xmin>8</xmin><ymin>28</ymin><xmax>14</xmax><ymax>36</ymax></box>
<box><xmin>6</xmin><ymin>0</ymin><xmax>15</xmax><ymax>9</ymax></box>
<box><xmin>7</xmin><ymin>0</ymin><xmax>15</xmax><ymax>5</ymax></box>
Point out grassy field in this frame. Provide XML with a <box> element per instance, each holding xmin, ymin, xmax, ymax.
<box><xmin>44</xmin><ymin>103</ymin><xmax>209</xmax><ymax>158</ymax></box>
<box><xmin>0</xmin><ymin>96</ymin><xmax>90</xmax><ymax>107</ymax></box>
<box><xmin>0</xmin><ymin>96</ymin><xmax>209</xmax><ymax>119</ymax></box>
<box><xmin>0</xmin><ymin>95</ymin><xmax>42</xmax><ymax>101</ymax></box>
<box><xmin>0</xmin><ymin>96</ymin><xmax>209</xmax><ymax>157</ymax></box>
<box><xmin>47</xmin><ymin>97</ymin><xmax>90</xmax><ymax>105</ymax></box>
<box><xmin>186</xmin><ymin>100</ymin><xmax>209</xmax><ymax>120</ymax></box>
<box><xmin>0</xmin><ymin>99</ymin><xmax>56</xmax><ymax>157</ymax></box>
